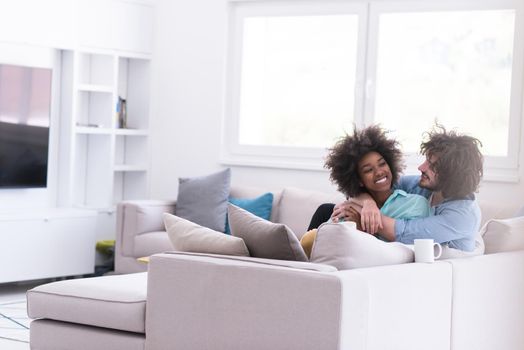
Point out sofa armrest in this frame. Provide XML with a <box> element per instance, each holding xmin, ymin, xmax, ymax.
<box><xmin>115</xmin><ymin>200</ymin><xmax>176</xmax><ymax>267</ymax></box>
<box><xmin>145</xmin><ymin>253</ymin><xmax>452</xmax><ymax>350</ymax></box>
<box><xmin>447</xmin><ymin>250</ymin><xmax>524</xmax><ymax>350</ymax></box>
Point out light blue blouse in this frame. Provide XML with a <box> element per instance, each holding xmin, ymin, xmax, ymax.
<box><xmin>380</xmin><ymin>189</ymin><xmax>430</xmax><ymax>220</ymax></box>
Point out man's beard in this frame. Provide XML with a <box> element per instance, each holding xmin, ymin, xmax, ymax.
<box><xmin>419</xmin><ymin>173</ymin><xmax>439</xmax><ymax>191</ymax></box>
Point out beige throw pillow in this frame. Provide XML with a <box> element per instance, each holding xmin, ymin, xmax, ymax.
<box><xmin>163</xmin><ymin>213</ymin><xmax>249</xmax><ymax>256</ymax></box>
<box><xmin>481</xmin><ymin>216</ymin><xmax>524</xmax><ymax>254</ymax></box>
<box><xmin>309</xmin><ymin>222</ymin><xmax>414</xmax><ymax>270</ymax></box>
<box><xmin>228</xmin><ymin>204</ymin><xmax>308</xmax><ymax>262</ymax></box>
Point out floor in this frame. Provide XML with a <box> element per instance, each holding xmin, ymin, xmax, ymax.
<box><xmin>0</xmin><ymin>280</ymin><xmax>48</xmax><ymax>350</ymax></box>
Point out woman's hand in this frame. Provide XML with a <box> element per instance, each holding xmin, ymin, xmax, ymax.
<box><xmin>360</xmin><ymin>199</ymin><xmax>382</xmax><ymax>234</ymax></box>
<box><xmin>345</xmin><ymin>205</ymin><xmax>363</xmax><ymax>231</ymax></box>
<box><xmin>331</xmin><ymin>200</ymin><xmax>351</xmax><ymax>222</ymax></box>
<box><xmin>330</xmin><ymin>201</ymin><xmax>365</xmax><ymax>232</ymax></box>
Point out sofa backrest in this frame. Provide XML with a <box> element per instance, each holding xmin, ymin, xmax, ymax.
<box><xmin>230</xmin><ymin>185</ymin><xmax>521</xmax><ymax>241</ymax></box>
<box><xmin>276</xmin><ymin>187</ymin><xmax>345</xmax><ymax>238</ymax></box>
<box><xmin>478</xmin><ymin>200</ymin><xmax>519</xmax><ymax>227</ymax></box>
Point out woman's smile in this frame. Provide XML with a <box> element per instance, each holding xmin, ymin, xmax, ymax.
<box><xmin>358</xmin><ymin>151</ymin><xmax>393</xmax><ymax>195</ymax></box>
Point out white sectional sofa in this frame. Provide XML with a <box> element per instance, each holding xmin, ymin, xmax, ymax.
<box><xmin>27</xmin><ymin>186</ymin><xmax>524</xmax><ymax>350</ymax></box>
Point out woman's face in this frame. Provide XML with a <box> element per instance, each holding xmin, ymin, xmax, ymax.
<box><xmin>357</xmin><ymin>151</ymin><xmax>392</xmax><ymax>193</ymax></box>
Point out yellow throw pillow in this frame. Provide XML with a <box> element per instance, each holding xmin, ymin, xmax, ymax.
<box><xmin>300</xmin><ymin>229</ymin><xmax>318</xmax><ymax>259</ymax></box>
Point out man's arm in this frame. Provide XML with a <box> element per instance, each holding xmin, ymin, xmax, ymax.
<box><xmin>390</xmin><ymin>202</ymin><xmax>479</xmax><ymax>248</ymax></box>
<box><xmin>378</xmin><ymin>215</ymin><xmax>396</xmax><ymax>241</ymax></box>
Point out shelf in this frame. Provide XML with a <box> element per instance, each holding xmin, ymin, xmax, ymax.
<box><xmin>77</xmin><ymin>83</ymin><xmax>113</xmax><ymax>93</ymax></box>
<box><xmin>73</xmin><ymin>205</ymin><xmax>116</xmax><ymax>214</ymax></box>
<box><xmin>69</xmin><ymin>51</ymin><xmax>150</xmax><ymax>209</ymax></box>
<box><xmin>114</xmin><ymin>128</ymin><xmax>149</xmax><ymax>136</ymax></box>
<box><xmin>113</xmin><ymin>164</ymin><xmax>148</xmax><ymax>172</ymax></box>
<box><xmin>75</xmin><ymin>126</ymin><xmax>149</xmax><ymax>135</ymax></box>
<box><xmin>0</xmin><ymin>208</ymin><xmax>98</xmax><ymax>221</ymax></box>
<box><xmin>75</xmin><ymin>126</ymin><xmax>113</xmax><ymax>135</ymax></box>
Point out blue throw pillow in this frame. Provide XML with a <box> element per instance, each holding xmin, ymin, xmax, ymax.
<box><xmin>225</xmin><ymin>192</ymin><xmax>274</xmax><ymax>234</ymax></box>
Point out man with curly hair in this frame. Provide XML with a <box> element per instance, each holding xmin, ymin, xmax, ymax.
<box><xmin>331</xmin><ymin>124</ymin><xmax>483</xmax><ymax>251</ymax></box>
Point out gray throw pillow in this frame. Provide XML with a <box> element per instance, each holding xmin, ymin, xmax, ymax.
<box><xmin>176</xmin><ymin>168</ymin><xmax>231</xmax><ymax>232</ymax></box>
<box><xmin>228</xmin><ymin>204</ymin><xmax>308</xmax><ymax>262</ymax></box>
<box><xmin>164</xmin><ymin>213</ymin><xmax>249</xmax><ymax>256</ymax></box>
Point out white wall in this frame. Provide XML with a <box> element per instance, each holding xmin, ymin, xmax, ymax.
<box><xmin>150</xmin><ymin>0</ymin><xmax>524</xmax><ymax>212</ymax></box>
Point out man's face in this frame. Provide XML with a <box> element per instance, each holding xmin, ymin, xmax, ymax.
<box><xmin>418</xmin><ymin>155</ymin><xmax>439</xmax><ymax>190</ymax></box>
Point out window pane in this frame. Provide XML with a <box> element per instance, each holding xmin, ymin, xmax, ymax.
<box><xmin>374</xmin><ymin>10</ymin><xmax>515</xmax><ymax>156</ymax></box>
<box><xmin>239</xmin><ymin>15</ymin><xmax>358</xmax><ymax>148</ymax></box>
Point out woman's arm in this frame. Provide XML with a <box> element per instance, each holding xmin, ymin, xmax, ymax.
<box><xmin>343</xmin><ymin>193</ymin><xmax>383</xmax><ymax>234</ymax></box>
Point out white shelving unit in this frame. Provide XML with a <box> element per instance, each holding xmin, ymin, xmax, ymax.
<box><xmin>0</xmin><ymin>0</ymin><xmax>154</xmax><ymax>282</ymax></box>
<box><xmin>63</xmin><ymin>51</ymin><xmax>151</xmax><ymax>213</ymax></box>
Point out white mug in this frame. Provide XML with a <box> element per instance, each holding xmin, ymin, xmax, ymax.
<box><xmin>414</xmin><ymin>239</ymin><xmax>442</xmax><ymax>263</ymax></box>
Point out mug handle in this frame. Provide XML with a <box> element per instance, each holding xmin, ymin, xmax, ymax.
<box><xmin>433</xmin><ymin>242</ymin><xmax>442</xmax><ymax>260</ymax></box>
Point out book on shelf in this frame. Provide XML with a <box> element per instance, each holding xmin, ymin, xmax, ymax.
<box><xmin>115</xmin><ymin>96</ymin><xmax>128</xmax><ymax>129</ymax></box>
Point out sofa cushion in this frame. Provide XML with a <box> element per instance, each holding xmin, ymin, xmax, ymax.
<box><xmin>164</xmin><ymin>213</ymin><xmax>249</xmax><ymax>256</ymax></box>
<box><xmin>278</xmin><ymin>187</ymin><xmax>344</xmax><ymax>239</ymax></box>
<box><xmin>439</xmin><ymin>233</ymin><xmax>485</xmax><ymax>259</ymax></box>
<box><xmin>228</xmin><ymin>204</ymin><xmax>308</xmax><ymax>261</ymax></box>
<box><xmin>481</xmin><ymin>216</ymin><xmax>524</xmax><ymax>254</ymax></box>
<box><xmin>310</xmin><ymin>222</ymin><xmax>414</xmax><ymax>269</ymax></box>
<box><xmin>27</xmin><ymin>273</ymin><xmax>148</xmax><ymax>333</ymax></box>
<box><xmin>31</xmin><ymin>319</ymin><xmax>145</xmax><ymax>350</ymax></box>
<box><xmin>229</xmin><ymin>186</ymin><xmax>283</xmax><ymax>222</ymax></box>
<box><xmin>225</xmin><ymin>192</ymin><xmax>274</xmax><ymax>234</ymax></box>
<box><xmin>175</xmin><ymin>168</ymin><xmax>231</xmax><ymax>232</ymax></box>
<box><xmin>300</xmin><ymin>229</ymin><xmax>318</xmax><ymax>259</ymax></box>
<box><xmin>478</xmin><ymin>199</ymin><xmax>518</xmax><ymax>227</ymax></box>
<box><xmin>133</xmin><ymin>231</ymin><xmax>172</xmax><ymax>257</ymax></box>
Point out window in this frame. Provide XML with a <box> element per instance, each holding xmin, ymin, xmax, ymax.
<box><xmin>223</xmin><ymin>0</ymin><xmax>524</xmax><ymax>179</ymax></box>
<box><xmin>239</xmin><ymin>15</ymin><xmax>358</xmax><ymax>148</ymax></box>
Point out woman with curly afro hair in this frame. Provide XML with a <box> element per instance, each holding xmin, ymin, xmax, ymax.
<box><xmin>306</xmin><ymin>125</ymin><xmax>430</xmax><ymax>237</ymax></box>
<box><xmin>326</xmin><ymin>125</ymin><xmax>404</xmax><ymax>202</ymax></box>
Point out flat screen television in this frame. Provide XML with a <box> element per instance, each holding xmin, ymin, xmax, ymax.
<box><xmin>0</xmin><ymin>63</ymin><xmax>52</xmax><ymax>188</ymax></box>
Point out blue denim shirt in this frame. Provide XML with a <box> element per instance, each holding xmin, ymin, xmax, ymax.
<box><xmin>393</xmin><ymin>175</ymin><xmax>480</xmax><ymax>251</ymax></box>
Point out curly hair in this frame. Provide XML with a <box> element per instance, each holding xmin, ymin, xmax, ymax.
<box><xmin>420</xmin><ymin>125</ymin><xmax>483</xmax><ymax>199</ymax></box>
<box><xmin>325</xmin><ymin>125</ymin><xmax>404</xmax><ymax>198</ymax></box>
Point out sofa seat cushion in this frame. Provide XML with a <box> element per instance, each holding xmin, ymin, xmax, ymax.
<box><xmin>27</xmin><ymin>273</ymin><xmax>147</xmax><ymax>334</ymax></box>
<box><xmin>31</xmin><ymin>319</ymin><xmax>145</xmax><ymax>350</ymax></box>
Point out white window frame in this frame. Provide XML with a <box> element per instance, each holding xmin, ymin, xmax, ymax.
<box><xmin>222</xmin><ymin>0</ymin><xmax>524</xmax><ymax>182</ymax></box>
<box><xmin>222</xmin><ymin>0</ymin><xmax>368</xmax><ymax>170</ymax></box>
<box><xmin>365</xmin><ymin>0</ymin><xmax>524</xmax><ymax>182</ymax></box>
